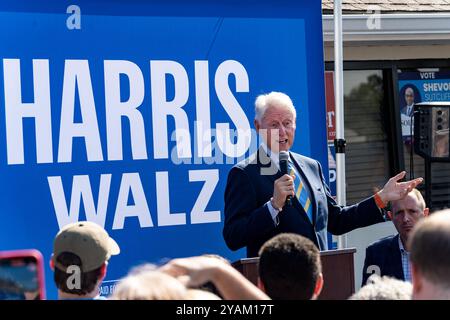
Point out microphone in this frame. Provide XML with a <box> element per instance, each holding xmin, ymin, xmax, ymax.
<box><xmin>279</xmin><ymin>151</ymin><xmax>292</xmax><ymax>206</ymax></box>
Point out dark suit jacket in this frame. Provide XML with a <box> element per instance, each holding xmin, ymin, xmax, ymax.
<box><xmin>362</xmin><ymin>234</ymin><xmax>404</xmax><ymax>286</ymax></box>
<box><xmin>401</xmin><ymin>104</ymin><xmax>414</xmax><ymax>117</ymax></box>
<box><xmin>223</xmin><ymin>147</ymin><xmax>386</xmax><ymax>257</ymax></box>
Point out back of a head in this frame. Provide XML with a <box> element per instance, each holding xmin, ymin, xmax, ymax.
<box><xmin>258</xmin><ymin>233</ymin><xmax>321</xmax><ymax>300</ymax></box>
<box><xmin>111</xmin><ymin>269</ymin><xmax>187</xmax><ymax>300</ymax></box>
<box><xmin>52</xmin><ymin>222</ymin><xmax>120</xmax><ymax>272</ymax></box>
<box><xmin>349</xmin><ymin>275</ymin><xmax>412</xmax><ymax>300</ymax></box>
<box><xmin>53</xmin><ymin>252</ymin><xmax>104</xmax><ymax>296</ymax></box>
<box><xmin>409</xmin><ymin>210</ymin><xmax>450</xmax><ymax>292</ymax></box>
<box><xmin>52</xmin><ymin>221</ymin><xmax>120</xmax><ymax>297</ymax></box>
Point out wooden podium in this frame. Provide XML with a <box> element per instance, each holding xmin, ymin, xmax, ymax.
<box><xmin>232</xmin><ymin>248</ymin><xmax>356</xmax><ymax>300</ymax></box>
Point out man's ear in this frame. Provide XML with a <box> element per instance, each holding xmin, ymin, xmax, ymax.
<box><xmin>257</xmin><ymin>277</ymin><xmax>266</xmax><ymax>293</ymax></box>
<box><xmin>423</xmin><ymin>208</ymin><xmax>430</xmax><ymax>217</ymax></box>
<box><xmin>99</xmin><ymin>262</ymin><xmax>108</xmax><ymax>281</ymax></box>
<box><xmin>312</xmin><ymin>273</ymin><xmax>324</xmax><ymax>300</ymax></box>
<box><xmin>254</xmin><ymin>119</ymin><xmax>260</xmax><ymax>131</ymax></box>
<box><xmin>49</xmin><ymin>255</ymin><xmax>54</xmax><ymax>271</ymax></box>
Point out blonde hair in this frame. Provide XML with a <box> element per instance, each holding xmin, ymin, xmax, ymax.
<box><xmin>392</xmin><ymin>188</ymin><xmax>425</xmax><ymax>211</ymax></box>
<box><xmin>185</xmin><ymin>289</ymin><xmax>221</xmax><ymax>300</ymax></box>
<box><xmin>349</xmin><ymin>275</ymin><xmax>412</xmax><ymax>300</ymax></box>
<box><xmin>110</xmin><ymin>270</ymin><xmax>187</xmax><ymax>300</ymax></box>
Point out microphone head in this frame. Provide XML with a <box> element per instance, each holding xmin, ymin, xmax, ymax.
<box><xmin>279</xmin><ymin>151</ymin><xmax>289</xmax><ymax>175</ymax></box>
<box><xmin>279</xmin><ymin>151</ymin><xmax>289</xmax><ymax>162</ymax></box>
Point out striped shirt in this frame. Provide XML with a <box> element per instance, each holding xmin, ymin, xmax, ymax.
<box><xmin>398</xmin><ymin>236</ymin><xmax>412</xmax><ymax>282</ymax></box>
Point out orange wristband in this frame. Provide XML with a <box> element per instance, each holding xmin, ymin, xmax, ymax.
<box><xmin>374</xmin><ymin>192</ymin><xmax>387</xmax><ymax>209</ymax></box>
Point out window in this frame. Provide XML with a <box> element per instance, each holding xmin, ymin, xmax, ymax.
<box><xmin>398</xmin><ymin>67</ymin><xmax>450</xmax><ymax>209</ymax></box>
<box><xmin>344</xmin><ymin>70</ymin><xmax>391</xmax><ymax>204</ymax></box>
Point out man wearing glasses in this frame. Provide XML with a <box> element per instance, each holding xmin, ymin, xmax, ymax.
<box><xmin>402</xmin><ymin>87</ymin><xmax>415</xmax><ymax>117</ymax></box>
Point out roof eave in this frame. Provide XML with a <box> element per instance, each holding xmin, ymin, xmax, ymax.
<box><xmin>322</xmin><ymin>13</ymin><xmax>450</xmax><ymax>45</ymax></box>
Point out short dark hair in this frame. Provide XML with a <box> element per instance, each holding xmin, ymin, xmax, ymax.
<box><xmin>258</xmin><ymin>233</ymin><xmax>321</xmax><ymax>300</ymax></box>
<box><xmin>53</xmin><ymin>252</ymin><xmax>103</xmax><ymax>295</ymax></box>
<box><xmin>409</xmin><ymin>210</ymin><xmax>450</xmax><ymax>289</ymax></box>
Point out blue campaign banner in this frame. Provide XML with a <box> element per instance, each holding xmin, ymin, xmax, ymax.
<box><xmin>0</xmin><ymin>0</ymin><xmax>327</xmax><ymax>298</ymax></box>
<box><xmin>399</xmin><ymin>69</ymin><xmax>450</xmax><ymax>139</ymax></box>
<box><xmin>399</xmin><ymin>70</ymin><xmax>450</xmax><ymax>106</ymax></box>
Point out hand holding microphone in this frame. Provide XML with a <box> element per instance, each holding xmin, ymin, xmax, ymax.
<box><xmin>272</xmin><ymin>151</ymin><xmax>295</xmax><ymax>210</ymax></box>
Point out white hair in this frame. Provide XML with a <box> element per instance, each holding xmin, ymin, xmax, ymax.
<box><xmin>349</xmin><ymin>275</ymin><xmax>412</xmax><ymax>300</ymax></box>
<box><xmin>110</xmin><ymin>269</ymin><xmax>187</xmax><ymax>300</ymax></box>
<box><xmin>254</xmin><ymin>92</ymin><xmax>297</xmax><ymax>122</ymax></box>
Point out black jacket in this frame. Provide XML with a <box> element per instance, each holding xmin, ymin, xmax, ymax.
<box><xmin>362</xmin><ymin>234</ymin><xmax>404</xmax><ymax>286</ymax></box>
<box><xmin>223</xmin><ymin>147</ymin><xmax>386</xmax><ymax>257</ymax></box>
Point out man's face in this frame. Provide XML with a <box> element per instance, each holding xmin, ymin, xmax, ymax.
<box><xmin>389</xmin><ymin>193</ymin><xmax>428</xmax><ymax>244</ymax></box>
<box><xmin>255</xmin><ymin>105</ymin><xmax>296</xmax><ymax>153</ymax></box>
<box><xmin>405</xmin><ymin>89</ymin><xmax>414</xmax><ymax>106</ymax></box>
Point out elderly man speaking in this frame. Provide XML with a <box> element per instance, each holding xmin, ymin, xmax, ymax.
<box><xmin>223</xmin><ymin>91</ymin><xmax>423</xmax><ymax>257</ymax></box>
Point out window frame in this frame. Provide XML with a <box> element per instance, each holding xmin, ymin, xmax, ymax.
<box><xmin>325</xmin><ymin>59</ymin><xmax>450</xmax><ymax>178</ymax></box>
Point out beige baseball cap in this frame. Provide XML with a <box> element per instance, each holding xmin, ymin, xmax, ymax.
<box><xmin>52</xmin><ymin>221</ymin><xmax>120</xmax><ymax>272</ymax></box>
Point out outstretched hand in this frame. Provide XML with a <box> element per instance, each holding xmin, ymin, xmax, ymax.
<box><xmin>378</xmin><ymin>171</ymin><xmax>423</xmax><ymax>204</ymax></box>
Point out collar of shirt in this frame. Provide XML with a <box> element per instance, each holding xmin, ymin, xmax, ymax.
<box><xmin>407</xmin><ymin>104</ymin><xmax>414</xmax><ymax>114</ymax></box>
<box><xmin>398</xmin><ymin>235</ymin><xmax>409</xmax><ymax>254</ymax></box>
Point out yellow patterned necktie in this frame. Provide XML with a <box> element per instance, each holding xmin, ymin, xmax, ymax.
<box><xmin>289</xmin><ymin>162</ymin><xmax>313</xmax><ymax>223</ymax></box>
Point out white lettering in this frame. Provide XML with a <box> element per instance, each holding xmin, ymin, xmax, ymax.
<box><xmin>189</xmin><ymin>169</ymin><xmax>220</xmax><ymax>224</ymax></box>
<box><xmin>104</xmin><ymin>60</ymin><xmax>147</xmax><ymax>161</ymax></box>
<box><xmin>156</xmin><ymin>171</ymin><xmax>186</xmax><ymax>226</ymax></box>
<box><xmin>112</xmin><ymin>172</ymin><xmax>153</xmax><ymax>230</ymax></box>
<box><xmin>195</xmin><ymin>61</ymin><xmax>212</xmax><ymax>158</ymax></box>
<box><xmin>3</xmin><ymin>59</ymin><xmax>53</xmax><ymax>164</ymax></box>
<box><xmin>58</xmin><ymin>60</ymin><xmax>103</xmax><ymax>163</ymax></box>
<box><xmin>215</xmin><ymin>60</ymin><xmax>251</xmax><ymax>158</ymax></box>
<box><xmin>48</xmin><ymin>174</ymin><xmax>111</xmax><ymax>229</ymax></box>
<box><xmin>151</xmin><ymin>61</ymin><xmax>191</xmax><ymax>159</ymax></box>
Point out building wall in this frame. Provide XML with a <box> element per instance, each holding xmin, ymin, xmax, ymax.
<box><xmin>323</xmin><ymin>42</ymin><xmax>450</xmax><ymax>292</ymax></box>
<box><xmin>324</xmin><ymin>44</ymin><xmax>450</xmax><ymax>61</ymax></box>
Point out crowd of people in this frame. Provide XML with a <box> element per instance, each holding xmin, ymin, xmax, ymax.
<box><xmin>38</xmin><ymin>197</ymin><xmax>449</xmax><ymax>300</ymax></box>
<box><xmin>1</xmin><ymin>190</ymin><xmax>450</xmax><ymax>300</ymax></box>
<box><xmin>2</xmin><ymin>90</ymin><xmax>450</xmax><ymax>300</ymax></box>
